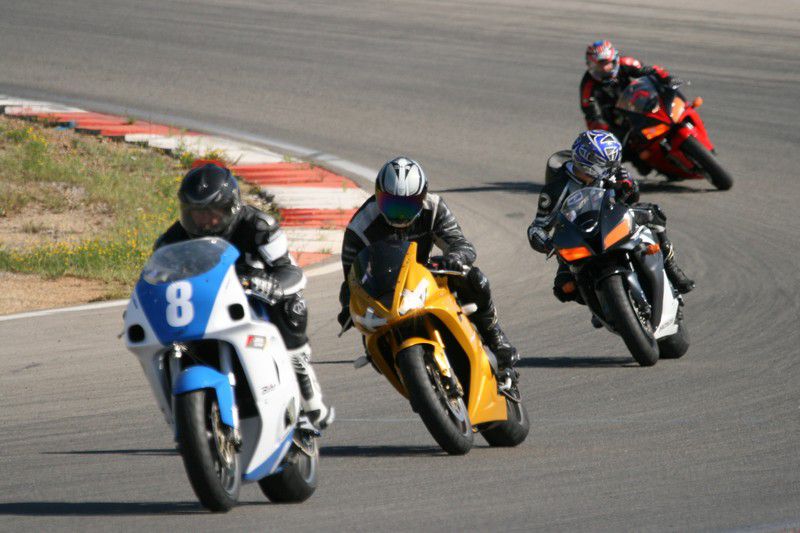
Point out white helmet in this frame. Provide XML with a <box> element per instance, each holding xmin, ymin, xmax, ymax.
<box><xmin>375</xmin><ymin>156</ymin><xmax>428</xmax><ymax>227</ymax></box>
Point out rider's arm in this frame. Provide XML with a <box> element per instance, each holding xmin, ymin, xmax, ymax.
<box><xmin>621</xmin><ymin>56</ymin><xmax>671</xmax><ymax>83</ymax></box>
<box><xmin>431</xmin><ymin>195</ymin><xmax>477</xmax><ymax>266</ymax></box>
<box><xmin>580</xmin><ymin>73</ymin><xmax>609</xmax><ymax>131</ymax></box>
<box><xmin>527</xmin><ymin>177</ymin><xmax>570</xmax><ymax>253</ymax></box>
<box><xmin>338</xmin><ymin>226</ymin><xmax>367</xmax><ymax>318</ymax></box>
<box><xmin>250</xmin><ymin>211</ymin><xmax>307</xmax><ymax>296</ymax></box>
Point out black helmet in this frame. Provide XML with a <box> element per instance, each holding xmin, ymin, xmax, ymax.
<box><xmin>178</xmin><ymin>163</ymin><xmax>242</xmax><ymax>238</ymax></box>
<box><xmin>375</xmin><ymin>156</ymin><xmax>428</xmax><ymax>228</ymax></box>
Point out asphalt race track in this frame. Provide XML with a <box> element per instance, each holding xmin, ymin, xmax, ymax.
<box><xmin>1</xmin><ymin>1</ymin><xmax>799</xmax><ymax>530</ymax></box>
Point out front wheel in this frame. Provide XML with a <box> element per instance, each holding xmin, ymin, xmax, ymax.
<box><xmin>681</xmin><ymin>135</ymin><xmax>733</xmax><ymax>190</ymax></box>
<box><xmin>259</xmin><ymin>435</ymin><xmax>319</xmax><ymax>503</ymax></box>
<box><xmin>480</xmin><ymin>395</ymin><xmax>530</xmax><ymax>447</ymax></box>
<box><xmin>397</xmin><ymin>344</ymin><xmax>473</xmax><ymax>455</ymax></box>
<box><xmin>602</xmin><ymin>275</ymin><xmax>660</xmax><ymax>367</ymax></box>
<box><xmin>174</xmin><ymin>389</ymin><xmax>241</xmax><ymax>512</ymax></box>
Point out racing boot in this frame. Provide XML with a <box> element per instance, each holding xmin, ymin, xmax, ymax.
<box><xmin>471</xmin><ymin>306</ymin><xmax>520</xmax><ymax>370</ymax></box>
<box><xmin>288</xmin><ymin>344</ymin><xmax>335</xmax><ymax>430</ymax></box>
<box><xmin>662</xmin><ymin>243</ymin><xmax>695</xmax><ymax>294</ymax></box>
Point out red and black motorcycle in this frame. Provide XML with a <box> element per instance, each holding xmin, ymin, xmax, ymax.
<box><xmin>615</xmin><ymin>75</ymin><xmax>733</xmax><ymax>190</ymax></box>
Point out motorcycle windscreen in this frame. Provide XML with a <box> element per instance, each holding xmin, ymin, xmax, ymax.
<box><xmin>616</xmin><ymin>77</ymin><xmax>660</xmax><ymax>114</ymax></box>
<box><xmin>136</xmin><ymin>237</ymin><xmax>240</xmax><ymax>344</ymax></box>
<box><xmin>352</xmin><ymin>240</ymin><xmax>411</xmax><ymax>307</ymax></box>
<box><xmin>561</xmin><ymin>187</ymin><xmax>606</xmax><ymax>234</ymax></box>
<box><xmin>142</xmin><ymin>237</ymin><xmax>235</xmax><ymax>284</ymax></box>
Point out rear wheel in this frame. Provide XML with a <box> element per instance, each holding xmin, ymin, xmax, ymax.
<box><xmin>175</xmin><ymin>389</ymin><xmax>241</xmax><ymax>512</ymax></box>
<box><xmin>397</xmin><ymin>344</ymin><xmax>473</xmax><ymax>455</ymax></box>
<box><xmin>681</xmin><ymin>136</ymin><xmax>733</xmax><ymax>190</ymax></box>
<box><xmin>480</xmin><ymin>394</ymin><xmax>530</xmax><ymax>447</ymax></box>
<box><xmin>658</xmin><ymin>314</ymin><xmax>690</xmax><ymax>359</ymax></box>
<box><xmin>259</xmin><ymin>435</ymin><xmax>318</xmax><ymax>503</ymax></box>
<box><xmin>602</xmin><ymin>275</ymin><xmax>659</xmax><ymax>367</ymax></box>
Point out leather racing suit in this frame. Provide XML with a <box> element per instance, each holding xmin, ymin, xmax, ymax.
<box><xmin>338</xmin><ymin>192</ymin><xmax>519</xmax><ymax>367</ymax></box>
<box><xmin>528</xmin><ymin>160</ymin><xmax>694</xmax><ymax>302</ymax></box>
<box><xmin>155</xmin><ymin>204</ymin><xmax>331</xmax><ymax>426</ymax></box>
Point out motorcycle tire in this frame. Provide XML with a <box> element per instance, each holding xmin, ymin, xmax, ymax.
<box><xmin>681</xmin><ymin>136</ymin><xmax>733</xmax><ymax>190</ymax></box>
<box><xmin>602</xmin><ymin>275</ymin><xmax>660</xmax><ymax>367</ymax></box>
<box><xmin>658</xmin><ymin>315</ymin><xmax>690</xmax><ymax>359</ymax></box>
<box><xmin>480</xmin><ymin>395</ymin><xmax>530</xmax><ymax>447</ymax></box>
<box><xmin>259</xmin><ymin>440</ymin><xmax>318</xmax><ymax>503</ymax></box>
<box><xmin>175</xmin><ymin>389</ymin><xmax>241</xmax><ymax>512</ymax></box>
<box><xmin>397</xmin><ymin>344</ymin><xmax>473</xmax><ymax>455</ymax></box>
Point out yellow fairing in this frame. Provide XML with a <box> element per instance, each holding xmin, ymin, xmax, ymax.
<box><xmin>348</xmin><ymin>242</ymin><xmax>507</xmax><ymax>425</ymax></box>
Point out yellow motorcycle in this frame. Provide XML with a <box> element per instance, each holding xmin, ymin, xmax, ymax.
<box><xmin>344</xmin><ymin>240</ymin><xmax>529</xmax><ymax>455</ymax></box>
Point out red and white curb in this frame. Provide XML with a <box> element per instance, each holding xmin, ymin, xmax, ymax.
<box><xmin>0</xmin><ymin>95</ymin><xmax>370</xmax><ymax>268</ymax></box>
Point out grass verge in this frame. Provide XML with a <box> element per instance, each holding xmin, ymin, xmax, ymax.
<box><xmin>0</xmin><ymin>117</ymin><xmax>183</xmax><ymax>298</ymax></box>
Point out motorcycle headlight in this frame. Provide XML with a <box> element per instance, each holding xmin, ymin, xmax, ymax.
<box><xmin>398</xmin><ymin>279</ymin><xmax>429</xmax><ymax>316</ymax></box>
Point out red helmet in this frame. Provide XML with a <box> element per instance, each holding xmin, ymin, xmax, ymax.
<box><xmin>586</xmin><ymin>40</ymin><xmax>620</xmax><ymax>81</ymax></box>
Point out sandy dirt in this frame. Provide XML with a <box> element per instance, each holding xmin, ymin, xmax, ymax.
<box><xmin>0</xmin><ymin>271</ymin><xmax>112</xmax><ymax>315</ymax></box>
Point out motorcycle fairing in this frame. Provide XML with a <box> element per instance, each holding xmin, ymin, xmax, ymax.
<box><xmin>173</xmin><ymin>365</ymin><xmax>236</xmax><ymax>428</ymax></box>
<box><xmin>350</xmin><ymin>241</ymin><xmax>507</xmax><ymax>426</ymax></box>
<box><xmin>125</xmin><ymin>238</ymin><xmax>304</xmax><ymax>483</ymax></box>
<box><xmin>136</xmin><ymin>241</ymin><xmax>239</xmax><ymax>344</ymax></box>
<box><xmin>616</xmin><ymin>75</ymin><xmax>715</xmax><ymax>179</ymax></box>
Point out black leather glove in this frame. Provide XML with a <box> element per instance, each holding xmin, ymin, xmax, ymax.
<box><xmin>527</xmin><ymin>225</ymin><xmax>553</xmax><ymax>254</ymax></box>
<box><xmin>611</xmin><ymin>168</ymin><xmax>640</xmax><ymax>203</ymax></box>
<box><xmin>337</xmin><ymin>307</ymin><xmax>352</xmax><ymax>331</ymax></box>
<box><xmin>241</xmin><ymin>274</ymin><xmax>283</xmax><ymax>303</ymax></box>
<box><xmin>442</xmin><ymin>252</ymin><xmax>467</xmax><ymax>272</ymax></box>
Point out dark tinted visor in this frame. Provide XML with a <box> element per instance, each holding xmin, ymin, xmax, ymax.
<box><xmin>180</xmin><ymin>205</ymin><xmax>235</xmax><ymax>236</ymax></box>
<box><xmin>377</xmin><ymin>191</ymin><xmax>425</xmax><ymax>227</ymax></box>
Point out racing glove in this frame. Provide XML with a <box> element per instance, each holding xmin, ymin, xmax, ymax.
<box><xmin>442</xmin><ymin>252</ymin><xmax>468</xmax><ymax>272</ymax></box>
<box><xmin>240</xmin><ymin>274</ymin><xmax>283</xmax><ymax>303</ymax></box>
<box><xmin>527</xmin><ymin>225</ymin><xmax>553</xmax><ymax>254</ymax></box>
<box><xmin>611</xmin><ymin>169</ymin><xmax>640</xmax><ymax>203</ymax></box>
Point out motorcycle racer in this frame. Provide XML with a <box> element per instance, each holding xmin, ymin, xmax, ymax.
<box><xmin>337</xmin><ymin>156</ymin><xmax>520</xmax><ymax>371</ymax></box>
<box><xmin>527</xmin><ymin>131</ymin><xmax>695</xmax><ymax>308</ymax></box>
<box><xmin>154</xmin><ymin>162</ymin><xmax>333</xmax><ymax>430</ymax></box>
<box><xmin>581</xmin><ymin>40</ymin><xmax>672</xmax><ymax>169</ymax></box>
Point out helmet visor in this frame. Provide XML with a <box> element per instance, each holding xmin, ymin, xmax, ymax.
<box><xmin>180</xmin><ymin>205</ymin><xmax>236</xmax><ymax>236</ymax></box>
<box><xmin>377</xmin><ymin>191</ymin><xmax>425</xmax><ymax>227</ymax></box>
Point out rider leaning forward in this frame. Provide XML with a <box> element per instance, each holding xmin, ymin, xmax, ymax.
<box><xmin>337</xmin><ymin>156</ymin><xmax>521</xmax><ymax>372</ymax></box>
<box><xmin>527</xmin><ymin>130</ymin><xmax>695</xmax><ymax>319</ymax></box>
<box><xmin>154</xmin><ymin>162</ymin><xmax>333</xmax><ymax>430</ymax></box>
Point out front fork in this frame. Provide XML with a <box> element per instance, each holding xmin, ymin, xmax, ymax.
<box><xmin>168</xmin><ymin>343</ymin><xmax>242</xmax><ymax>447</ymax></box>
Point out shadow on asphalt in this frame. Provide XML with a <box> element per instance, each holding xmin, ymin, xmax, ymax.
<box><xmin>321</xmin><ymin>444</ymin><xmax>446</xmax><ymax>457</ymax></box>
<box><xmin>518</xmin><ymin>356</ymin><xmax>636</xmax><ymax>368</ymax></box>
<box><xmin>638</xmin><ymin>181</ymin><xmax>716</xmax><ymax>193</ymax></box>
<box><xmin>42</xmin><ymin>448</ymin><xmax>177</xmax><ymax>456</ymax></box>
<box><xmin>314</xmin><ymin>360</ymin><xmax>356</xmax><ymax>365</ymax></box>
<box><xmin>437</xmin><ymin>181</ymin><xmax>544</xmax><ymax>195</ymax></box>
<box><xmin>0</xmin><ymin>501</ymin><xmax>218</xmax><ymax>516</ymax></box>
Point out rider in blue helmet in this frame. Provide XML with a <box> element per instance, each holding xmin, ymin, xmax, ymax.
<box><xmin>527</xmin><ymin>131</ymin><xmax>694</xmax><ymax>313</ymax></box>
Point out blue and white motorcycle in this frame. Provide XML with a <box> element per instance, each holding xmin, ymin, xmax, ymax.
<box><xmin>123</xmin><ymin>237</ymin><xmax>319</xmax><ymax>512</ymax></box>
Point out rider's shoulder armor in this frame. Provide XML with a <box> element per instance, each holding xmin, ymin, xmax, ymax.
<box><xmin>153</xmin><ymin>221</ymin><xmax>189</xmax><ymax>250</ymax></box>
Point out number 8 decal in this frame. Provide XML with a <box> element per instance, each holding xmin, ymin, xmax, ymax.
<box><xmin>166</xmin><ymin>281</ymin><xmax>194</xmax><ymax>327</ymax></box>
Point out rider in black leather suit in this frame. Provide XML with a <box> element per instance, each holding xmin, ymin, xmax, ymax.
<box><xmin>155</xmin><ymin>162</ymin><xmax>333</xmax><ymax>429</ymax></box>
<box><xmin>337</xmin><ymin>156</ymin><xmax>520</xmax><ymax>370</ymax></box>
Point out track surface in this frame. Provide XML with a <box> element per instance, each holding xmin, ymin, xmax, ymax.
<box><xmin>2</xmin><ymin>1</ymin><xmax>799</xmax><ymax>530</ymax></box>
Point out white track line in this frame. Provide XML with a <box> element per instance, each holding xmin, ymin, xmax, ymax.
<box><xmin>0</xmin><ymin>260</ymin><xmax>343</xmax><ymax>322</ymax></box>
<box><xmin>0</xmin><ymin>94</ymin><xmax>363</xmax><ymax>323</ymax></box>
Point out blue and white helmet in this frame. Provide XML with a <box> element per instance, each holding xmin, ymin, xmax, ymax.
<box><xmin>571</xmin><ymin>130</ymin><xmax>622</xmax><ymax>181</ymax></box>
